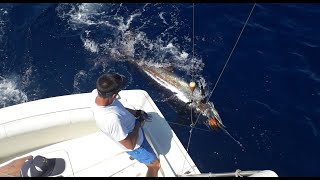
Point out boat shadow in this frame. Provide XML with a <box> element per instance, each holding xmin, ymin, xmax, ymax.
<box><xmin>143</xmin><ymin>112</ymin><xmax>173</xmax><ymax>157</ymax></box>
<box><xmin>142</xmin><ymin>111</ymin><xmax>179</xmax><ymax>175</ymax></box>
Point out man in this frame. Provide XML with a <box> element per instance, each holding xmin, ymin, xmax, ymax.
<box><xmin>90</xmin><ymin>73</ymin><xmax>160</xmax><ymax>177</ymax></box>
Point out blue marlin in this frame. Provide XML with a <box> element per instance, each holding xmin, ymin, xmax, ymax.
<box><xmin>128</xmin><ymin>60</ymin><xmax>226</xmax><ymax>131</ymax></box>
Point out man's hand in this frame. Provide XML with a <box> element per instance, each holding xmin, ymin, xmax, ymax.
<box><xmin>135</xmin><ymin>110</ymin><xmax>152</xmax><ymax>127</ymax></box>
<box><xmin>135</xmin><ymin>110</ymin><xmax>152</xmax><ymax>121</ymax></box>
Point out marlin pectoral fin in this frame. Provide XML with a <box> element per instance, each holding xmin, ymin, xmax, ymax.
<box><xmin>186</xmin><ymin>101</ymin><xmax>192</xmax><ymax>105</ymax></box>
<box><xmin>186</xmin><ymin>99</ymin><xmax>194</xmax><ymax>105</ymax></box>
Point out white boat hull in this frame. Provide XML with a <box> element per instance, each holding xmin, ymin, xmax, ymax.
<box><xmin>0</xmin><ymin>90</ymin><xmax>200</xmax><ymax>177</ymax></box>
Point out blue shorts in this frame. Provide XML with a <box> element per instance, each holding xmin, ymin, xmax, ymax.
<box><xmin>126</xmin><ymin>133</ymin><xmax>157</xmax><ymax>164</ymax></box>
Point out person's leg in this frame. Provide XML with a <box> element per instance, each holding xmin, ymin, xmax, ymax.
<box><xmin>145</xmin><ymin>158</ymin><xmax>160</xmax><ymax>177</ymax></box>
<box><xmin>127</xmin><ymin>139</ymin><xmax>160</xmax><ymax>177</ymax></box>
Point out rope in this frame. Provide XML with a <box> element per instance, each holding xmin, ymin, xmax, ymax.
<box><xmin>180</xmin><ymin>3</ymin><xmax>256</xmax><ymax>175</ymax></box>
<box><xmin>188</xmin><ymin>1</ymin><xmax>196</xmax><ymax>142</ymax></box>
<box><xmin>194</xmin><ymin>2</ymin><xmax>256</xmax><ymax>127</ymax></box>
<box><xmin>190</xmin><ymin>1</ymin><xmax>195</xmax><ymax>125</ymax></box>
<box><xmin>181</xmin><ymin>3</ymin><xmax>196</xmax><ymax>174</ymax></box>
<box><xmin>192</xmin><ymin>1</ymin><xmax>195</xmax><ymax>82</ymax></box>
<box><xmin>167</xmin><ymin>121</ymin><xmax>211</xmax><ymax>132</ymax></box>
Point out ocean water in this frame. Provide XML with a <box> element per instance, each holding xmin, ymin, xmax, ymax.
<box><xmin>0</xmin><ymin>3</ymin><xmax>319</xmax><ymax>177</ymax></box>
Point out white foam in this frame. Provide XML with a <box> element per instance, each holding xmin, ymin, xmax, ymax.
<box><xmin>159</xmin><ymin>12</ymin><xmax>168</xmax><ymax>25</ymax></box>
<box><xmin>180</xmin><ymin>51</ymin><xmax>188</xmax><ymax>59</ymax></box>
<box><xmin>57</xmin><ymin>3</ymin><xmax>206</xmax><ymax>94</ymax></box>
<box><xmin>0</xmin><ymin>7</ymin><xmax>10</xmax><ymax>45</ymax></box>
<box><xmin>165</xmin><ymin>42</ymin><xmax>174</xmax><ymax>49</ymax></box>
<box><xmin>83</xmin><ymin>39</ymin><xmax>99</xmax><ymax>53</ymax></box>
<box><xmin>0</xmin><ymin>76</ymin><xmax>28</xmax><ymax>108</ymax></box>
<box><xmin>118</xmin><ymin>13</ymin><xmax>141</xmax><ymax>32</ymax></box>
<box><xmin>73</xmin><ymin>70</ymin><xmax>88</xmax><ymax>93</ymax></box>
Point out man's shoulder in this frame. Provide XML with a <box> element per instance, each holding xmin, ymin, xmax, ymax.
<box><xmin>94</xmin><ymin>109</ymin><xmax>121</xmax><ymax>121</ymax></box>
<box><xmin>91</xmin><ymin>89</ymin><xmax>98</xmax><ymax>96</ymax></box>
<box><xmin>112</xmin><ymin>99</ymin><xmax>127</xmax><ymax>109</ymax></box>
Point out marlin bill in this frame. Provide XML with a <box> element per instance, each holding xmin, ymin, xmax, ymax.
<box><xmin>128</xmin><ymin>60</ymin><xmax>226</xmax><ymax>131</ymax></box>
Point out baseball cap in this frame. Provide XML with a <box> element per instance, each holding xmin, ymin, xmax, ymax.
<box><xmin>20</xmin><ymin>155</ymin><xmax>66</xmax><ymax>177</ymax></box>
<box><xmin>97</xmin><ymin>73</ymin><xmax>125</xmax><ymax>98</ymax></box>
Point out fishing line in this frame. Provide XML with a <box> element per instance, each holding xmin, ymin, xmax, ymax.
<box><xmin>191</xmin><ymin>3</ymin><xmax>256</xmax><ymax>149</ymax></box>
<box><xmin>182</xmin><ymin>3</ymin><xmax>256</xmax><ymax>173</ymax></box>
<box><xmin>190</xmin><ymin>2</ymin><xmax>196</xmax><ymax>125</ymax></box>
<box><xmin>194</xmin><ymin>3</ymin><xmax>256</xmax><ymax>127</ymax></box>
<box><xmin>183</xmin><ymin>4</ymin><xmax>256</xmax><ymax>160</ymax></box>
<box><xmin>197</xmin><ymin>3</ymin><xmax>256</xmax><ymax>149</ymax></box>
<box><xmin>167</xmin><ymin>121</ymin><xmax>211</xmax><ymax>132</ymax></box>
<box><xmin>191</xmin><ymin>1</ymin><xmax>195</xmax><ymax>82</ymax></box>
<box><xmin>206</xmin><ymin>3</ymin><xmax>256</xmax><ymax>106</ymax></box>
<box><xmin>181</xmin><ymin>3</ymin><xmax>196</xmax><ymax>174</ymax></box>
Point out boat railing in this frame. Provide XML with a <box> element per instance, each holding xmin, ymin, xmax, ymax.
<box><xmin>178</xmin><ymin>169</ymin><xmax>278</xmax><ymax>177</ymax></box>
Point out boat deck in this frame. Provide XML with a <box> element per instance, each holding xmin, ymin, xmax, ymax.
<box><xmin>12</xmin><ymin>131</ymin><xmax>152</xmax><ymax>177</ymax></box>
<box><xmin>0</xmin><ymin>90</ymin><xmax>200</xmax><ymax>177</ymax></box>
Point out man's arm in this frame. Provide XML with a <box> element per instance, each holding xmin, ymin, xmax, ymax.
<box><xmin>118</xmin><ymin>122</ymin><xmax>140</xmax><ymax>150</ymax></box>
<box><xmin>125</xmin><ymin>108</ymin><xmax>150</xmax><ymax>122</ymax></box>
<box><xmin>0</xmin><ymin>155</ymin><xmax>32</xmax><ymax>177</ymax></box>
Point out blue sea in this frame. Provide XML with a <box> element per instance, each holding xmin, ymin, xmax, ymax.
<box><xmin>0</xmin><ymin>3</ymin><xmax>319</xmax><ymax>177</ymax></box>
